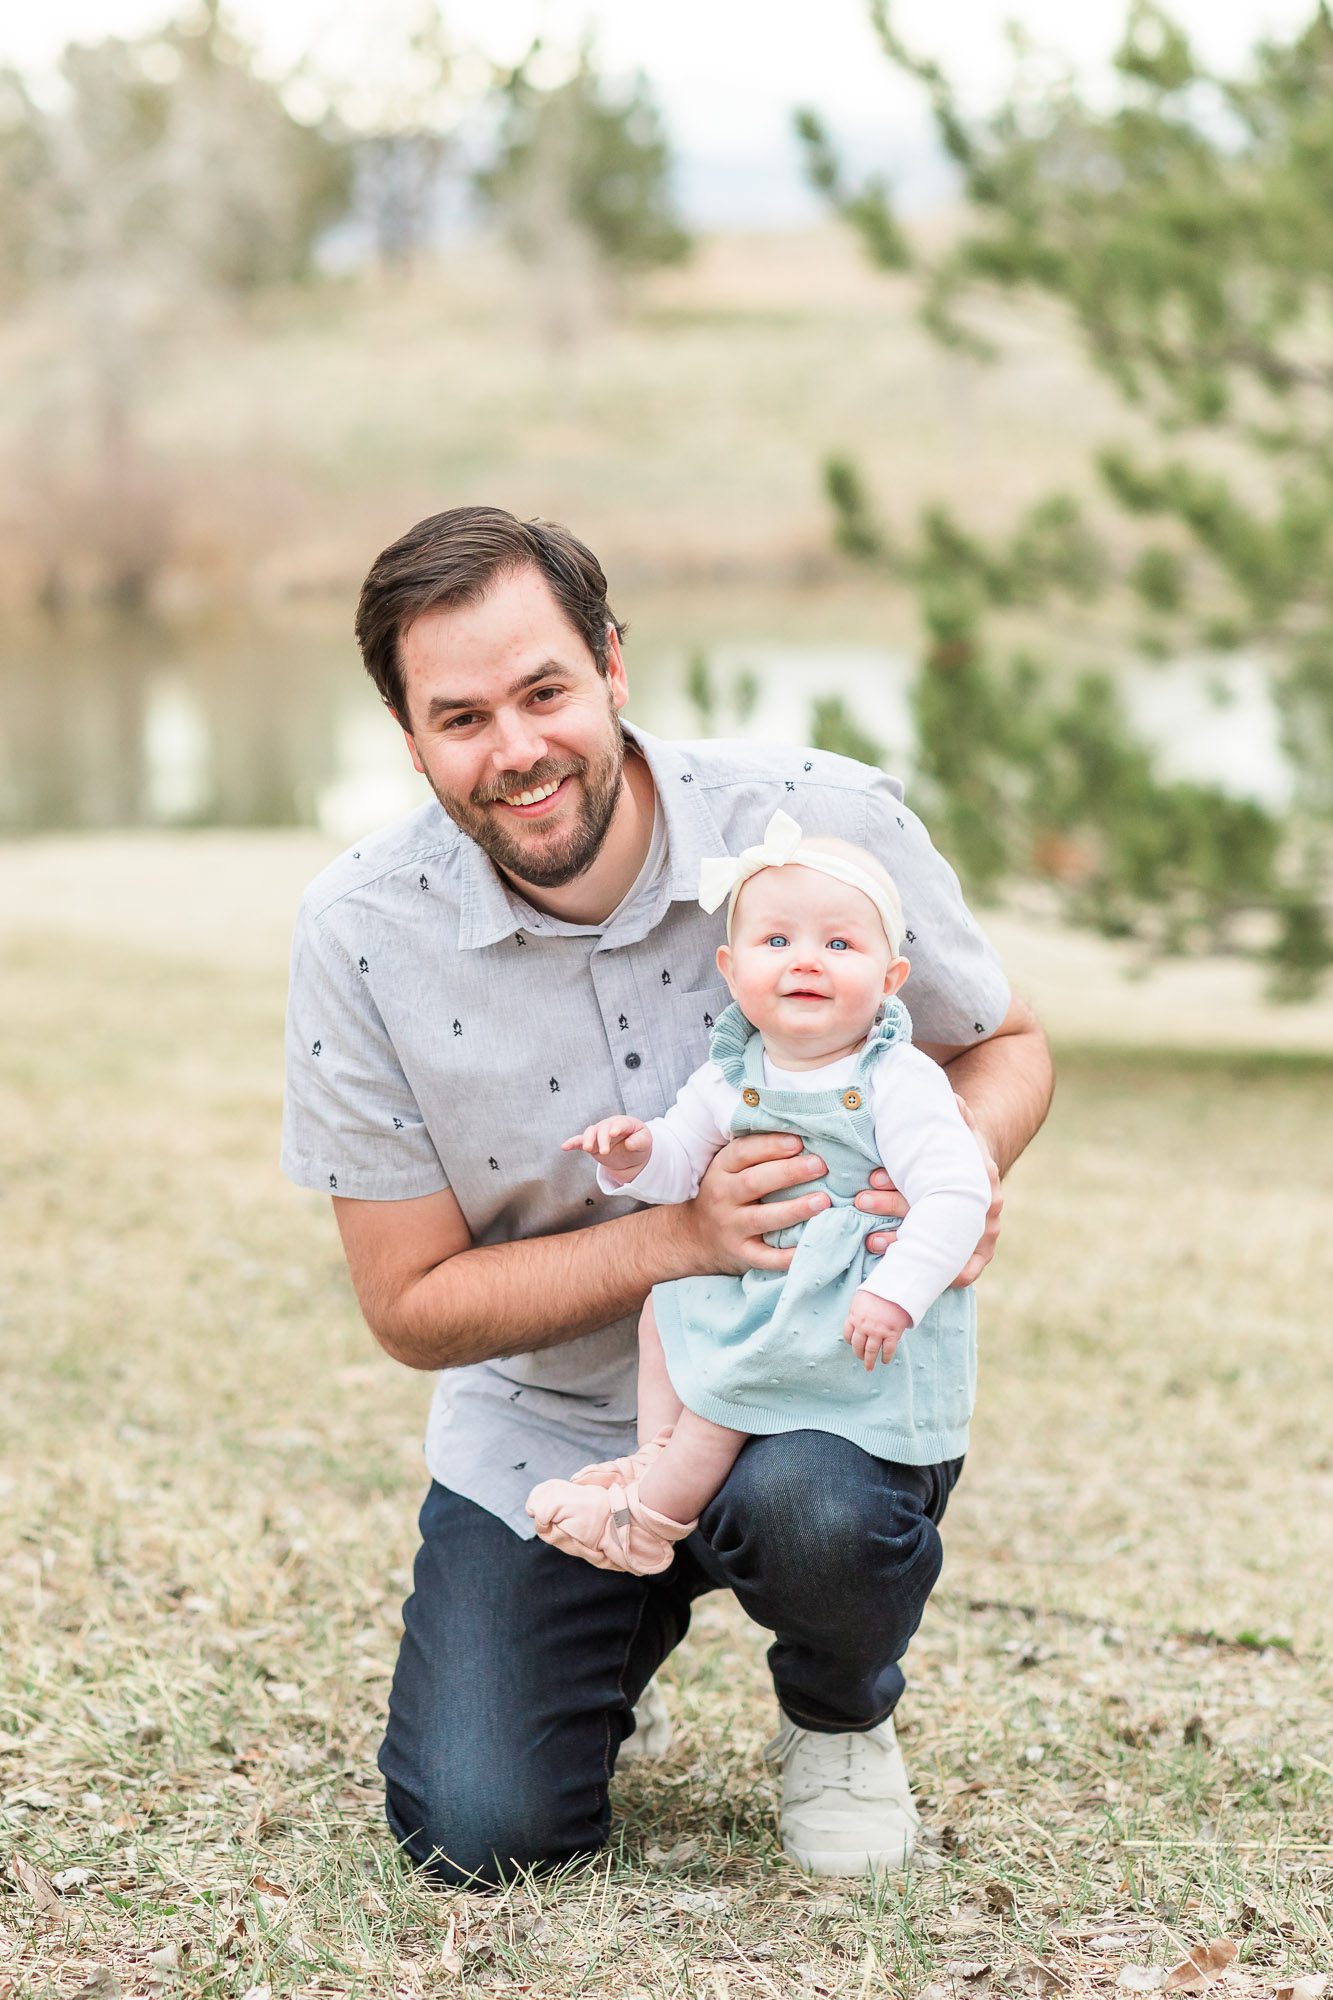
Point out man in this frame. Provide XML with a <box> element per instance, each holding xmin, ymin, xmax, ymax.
<box><xmin>281</xmin><ymin>506</ymin><xmax>1053</xmax><ymax>1886</ymax></box>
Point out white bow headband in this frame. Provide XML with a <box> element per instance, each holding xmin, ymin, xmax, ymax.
<box><xmin>698</xmin><ymin>808</ymin><xmax>904</xmax><ymax>953</ymax></box>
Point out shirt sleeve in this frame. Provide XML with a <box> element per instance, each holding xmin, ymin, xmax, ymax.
<box><xmin>281</xmin><ymin>897</ymin><xmax>448</xmax><ymax>1201</ymax></box>
<box><xmin>864</xmin><ymin>782</ymin><xmax>1011</xmax><ymax>1048</ymax></box>
<box><xmin>595</xmin><ymin>1061</ymin><xmax>735</xmax><ymax>1204</ymax></box>
<box><xmin>856</xmin><ymin>1045</ymin><xmax>992</xmax><ymax>1324</ymax></box>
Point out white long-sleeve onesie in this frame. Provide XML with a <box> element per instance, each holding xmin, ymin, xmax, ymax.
<box><xmin>599</xmin><ymin>1038</ymin><xmax>991</xmax><ymax>1328</ymax></box>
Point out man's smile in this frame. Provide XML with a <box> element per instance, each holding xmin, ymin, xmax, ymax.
<box><xmin>488</xmin><ymin>774</ymin><xmax>575</xmax><ymax>819</ymax></box>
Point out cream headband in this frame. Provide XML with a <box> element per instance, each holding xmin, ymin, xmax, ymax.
<box><xmin>698</xmin><ymin>808</ymin><xmax>904</xmax><ymax>953</ymax></box>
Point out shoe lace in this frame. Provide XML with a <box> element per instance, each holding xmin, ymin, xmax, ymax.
<box><xmin>763</xmin><ymin>1721</ymin><xmax>857</xmax><ymax>1792</ymax></box>
<box><xmin>764</xmin><ymin>1719</ymin><xmax>913</xmax><ymax>1805</ymax></box>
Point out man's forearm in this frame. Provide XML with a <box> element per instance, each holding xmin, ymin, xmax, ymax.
<box><xmin>385</xmin><ymin>1203</ymin><xmax>695</xmax><ymax>1371</ymax></box>
<box><xmin>936</xmin><ymin>998</ymin><xmax>1054</xmax><ymax>1177</ymax></box>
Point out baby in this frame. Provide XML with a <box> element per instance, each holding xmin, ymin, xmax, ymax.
<box><xmin>526</xmin><ymin>808</ymin><xmax>992</xmax><ymax>1574</ymax></box>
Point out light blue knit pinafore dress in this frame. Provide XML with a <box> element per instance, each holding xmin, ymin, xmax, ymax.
<box><xmin>650</xmin><ymin>1000</ymin><xmax>977</xmax><ymax>1463</ymax></box>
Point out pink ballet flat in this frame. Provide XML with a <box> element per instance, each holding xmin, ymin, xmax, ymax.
<box><xmin>525</xmin><ymin>1475</ymin><xmax>697</xmax><ymax>1576</ymax></box>
<box><xmin>568</xmin><ymin>1425</ymin><xmax>676</xmax><ymax>1491</ymax></box>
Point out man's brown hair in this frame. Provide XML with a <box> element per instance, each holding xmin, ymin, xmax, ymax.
<box><xmin>354</xmin><ymin>506</ymin><xmax>625</xmax><ymax>723</ymax></box>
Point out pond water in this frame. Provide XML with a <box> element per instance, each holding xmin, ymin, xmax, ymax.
<box><xmin>0</xmin><ymin>592</ymin><xmax>1291</xmax><ymax>840</ymax></box>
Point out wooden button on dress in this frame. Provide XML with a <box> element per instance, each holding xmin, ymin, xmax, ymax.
<box><xmin>841</xmin><ymin>1087</ymin><xmax>863</xmax><ymax>1111</ymax></box>
<box><xmin>742</xmin><ymin>1087</ymin><xmax>761</xmax><ymax>1107</ymax></box>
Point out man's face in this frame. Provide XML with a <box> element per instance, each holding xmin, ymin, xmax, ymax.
<box><xmin>397</xmin><ymin>565</ymin><xmax>628</xmax><ymax>889</ymax></box>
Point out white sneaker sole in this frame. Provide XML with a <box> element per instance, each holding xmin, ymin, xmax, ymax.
<box><xmin>784</xmin><ymin>1839</ymin><xmax>915</xmax><ymax>1874</ymax></box>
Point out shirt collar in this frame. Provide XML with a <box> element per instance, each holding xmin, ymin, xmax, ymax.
<box><xmin>454</xmin><ymin>719</ymin><xmax>723</xmax><ymax>950</ymax></box>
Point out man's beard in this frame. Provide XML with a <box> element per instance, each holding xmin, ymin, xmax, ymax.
<box><xmin>423</xmin><ymin>719</ymin><xmax>626</xmax><ymax>890</ymax></box>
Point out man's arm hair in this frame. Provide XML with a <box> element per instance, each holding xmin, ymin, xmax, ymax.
<box><xmin>333</xmin><ymin>1123</ymin><xmax>836</xmax><ymax>1371</ymax></box>
<box><xmin>917</xmin><ymin>995</ymin><xmax>1054</xmax><ymax>1179</ymax></box>
<box><xmin>332</xmin><ymin>1185</ymin><xmax>695</xmax><ymax>1371</ymax></box>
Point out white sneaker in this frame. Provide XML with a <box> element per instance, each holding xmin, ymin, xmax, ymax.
<box><xmin>618</xmin><ymin>1676</ymin><xmax>674</xmax><ymax>1763</ymax></box>
<box><xmin>764</xmin><ymin>1714</ymin><xmax>921</xmax><ymax>1874</ymax></box>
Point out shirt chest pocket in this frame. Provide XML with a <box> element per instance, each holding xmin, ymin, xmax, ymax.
<box><xmin>641</xmin><ymin>982</ymin><xmax>728</xmax><ymax>1114</ymax></box>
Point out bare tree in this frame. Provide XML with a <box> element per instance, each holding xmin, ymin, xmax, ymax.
<box><xmin>0</xmin><ymin>2</ymin><xmax>351</xmax><ymax>607</ymax></box>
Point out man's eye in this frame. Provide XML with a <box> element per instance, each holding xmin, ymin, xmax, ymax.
<box><xmin>531</xmin><ymin>686</ymin><xmax>562</xmax><ymax>703</ymax></box>
<box><xmin>828</xmin><ymin>937</ymin><xmax>850</xmax><ymax>951</ymax></box>
<box><xmin>442</xmin><ymin>714</ymin><xmax>478</xmax><ymax>730</ymax></box>
<box><xmin>765</xmin><ymin>934</ymin><xmax>789</xmax><ymax>949</ymax></box>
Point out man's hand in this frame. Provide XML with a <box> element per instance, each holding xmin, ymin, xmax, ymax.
<box><xmin>563</xmin><ymin>1116</ymin><xmax>652</xmax><ymax>1184</ymax></box>
<box><xmin>844</xmin><ymin>1290</ymin><xmax>911</xmax><ymax>1371</ymax></box>
<box><xmin>854</xmin><ymin>1093</ymin><xmax>1003</xmax><ymax>1288</ymax></box>
<box><xmin>670</xmin><ymin>1132</ymin><xmax>832</xmax><ymax>1277</ymax></box>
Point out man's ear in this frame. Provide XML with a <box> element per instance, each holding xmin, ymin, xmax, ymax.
<box><xmin>883</xmin><ymin>954</ymin><xmax>911</xmax><ymax>999</ymax></box>
<box><xmin>395</xmin><ymin>718</ymin><xmax>426</xmax><ymax>777</ymax></box>
<box><xmin>716</xmin><ymin>941</ymin><xmax>736</xmax><ymax>995</ymax></box>
<box><xmin>604</xmin><ymin>623</ymin><xmax>629</xmax><ymax>712</ymax></box>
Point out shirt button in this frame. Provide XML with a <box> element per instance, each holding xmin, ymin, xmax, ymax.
<box><xmin>624</xmin><ymin>1052</ymin><xmax>642</xmax><ymax>1070</ymax></box>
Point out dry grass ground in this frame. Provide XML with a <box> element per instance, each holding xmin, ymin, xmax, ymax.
<box><xmin>1</xmin><ymin>837</ymin><xmax>1330</xmax><ymax>1999</ymax></box>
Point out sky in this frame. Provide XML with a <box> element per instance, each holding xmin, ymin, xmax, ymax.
<box><xmin>1</xmin><ymin>0</ymin><xmax>1318</xmax><ymax>223</ymax></box>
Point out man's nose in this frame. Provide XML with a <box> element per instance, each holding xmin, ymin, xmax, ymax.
<box><xmin>489</xmin><ymin>708</ymin><xmax>548</xmax><ymax>773</ymax></box>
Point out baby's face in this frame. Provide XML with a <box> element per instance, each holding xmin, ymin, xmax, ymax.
<box><xmin>718</xmin><ymin>863</ymin><xmax>907</xmax><ymax>1062</ymax></box>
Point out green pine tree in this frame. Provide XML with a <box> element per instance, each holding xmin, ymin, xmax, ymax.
<box><xmin>798</xmin><ymin>1</ymin><xmax>1333</xmax><ymax>993</ymax></box>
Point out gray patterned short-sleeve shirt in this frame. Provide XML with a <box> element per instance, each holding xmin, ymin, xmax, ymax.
<box><xmin>281</xmin><ymin>722</ymin><xmax>1010</xmax><ymax>1535</ymax></box>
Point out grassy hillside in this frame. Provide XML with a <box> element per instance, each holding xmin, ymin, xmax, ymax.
<box><xmin>0</xmin><ymin>230</ymin><xmax>1159</xmax><ymax>613</ymax></box>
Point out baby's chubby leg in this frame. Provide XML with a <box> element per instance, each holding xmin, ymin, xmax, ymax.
<box><xmin>637</xmin><ymin>1410</ymin><xmax>746</xmax><ymax>1529</ymax></box>
<box><xmin>525</xmin><ymin>1302</ymin><xmax>748</xmax><ymax>1575</ymax></box>
<box><xmin>566</xmin><ymin>1298</ymin><xmax>683</xmax><ymax>1492</ymax></box>
<box><xmin>526</xmin><ymin>1408</ymin><xmax>746</xmax><ymax>1576</ymax></box>
<box><xmin>634</xmin><ymin>1300</ymin><xmax>748</xmax><ymax>1518</ymax></box>
<box><xmin>635</xmin><ymin>1296</ymin><xmax>685</xmax><ymax>1444</ymax></box>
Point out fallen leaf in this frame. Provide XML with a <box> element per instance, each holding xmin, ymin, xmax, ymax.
<box><xmin>985</xmin><ymin>1882</ymin><xmax>1018</xmax><ymax>1915</ymax></box>
<box><xmin>438</xmin><ymin>1913</ymin><xmax>460</xmax><ymax>1976</ymax></box>
<box><xmin>1164</xmin><ymin>1940</ymin><xmax>1238</xmax><ymax>1992</ymax></box>
<box><xmin>1277</xmin><ymin>1980</ymin><xmax>1328</xmax><ymax>2000</ymax></box>
<box><xmin>1117</xmin><ymin>1969</ymin><xmax>1167</xmax><ymax>1993</ymax></box>
<box><xmin>146</xmin><ymin>1943</ymin><xmax>180</xmax><ymax>1972</ymax></box>
<box><xmin>250</xmin><ymin>1873</ymin><xmax>290</xmax><ymax>1900</ymax></box>
<box><xmin>4</xmin><ymin>1786</ymin><xmax>59</xmax><ymax>1810</ymax></box>
<box><xmin>670</xmin><ymin>1887</ymin><xmax>728</xmax><ymax>1913</ymax></box>
<box><xmin>1023</xmin><ymin>1967</ymin><xmax>1069</xmax><ymax>1998</ymax></box>
<box><xmin>661</xmin><ymin>1837</ymin><xmax>702</xmax><ymax>1865</ymax></box>
<box><xmin>53</xmin><ymin>1866</ymin><xmax>96</xmax><ymax>1895</ymax></box>
<box><xmin>238</xmin><ymin>1987</ymin><xmax>271</xmax><ymax>2000</ymax></box>
<box><xmin>9</xmin><ymin>1853</ymin><xmax>60</xmax><ymax>1913</ymax></box>
<box><xmin>71</xmin><ymin>1973</ymin><xmax>121</xmax><ymax>2000</ymax></box>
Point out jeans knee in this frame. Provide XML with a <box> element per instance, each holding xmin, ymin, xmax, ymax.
<box><xmin>384</xmin><ymin>1769</ymin><xmax>604</xmax><ymax>1889</ymax></box>
<box><xmin>708</xmin><ymin>1432</ymin><xmax>943</xmax><ymax>1603</ymax></box>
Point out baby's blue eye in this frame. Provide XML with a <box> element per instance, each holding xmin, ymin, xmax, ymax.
<box><xmin>828</xmin><ymin>937</ymin><xmax>850</xmax><ymax>951</ymax></box>
<box><xmin>765</xmin><ymin>934</ymin><xmax>789</xmax><ymax>949</ymax></box>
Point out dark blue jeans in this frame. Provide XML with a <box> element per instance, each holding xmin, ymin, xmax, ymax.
<box><xmin>379</xmin><ymin>1430</ymin><xmax>961</xmax><ymax>1886</ymax></box>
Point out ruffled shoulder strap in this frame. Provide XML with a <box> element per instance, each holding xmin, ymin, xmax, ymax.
<box><xmin>707</xmin><ymin>1001</ymin><xmax>760</xmax><ymax>1088</ymax></box>
<box><xmin>854</xmin><ymin>997</ymin><xmax>913</xmax><ymax>1081</ymax></box>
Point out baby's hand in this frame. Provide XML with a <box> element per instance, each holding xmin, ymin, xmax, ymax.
<box><xmin>843</xmin><ymin>1290</ymin><xmax>911</xmax><ymax>1372</ymax></box>
<box><xmin>562</xmin><ymin>1116</ymin><xmax>653</xmax><ymax>1183</ymax></box>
